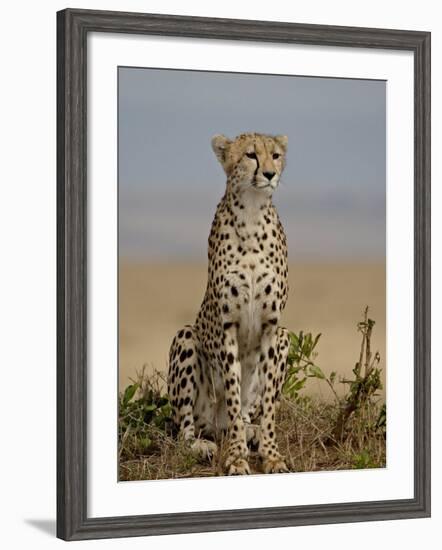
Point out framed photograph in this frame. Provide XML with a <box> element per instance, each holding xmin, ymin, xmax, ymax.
<box><xmin>57</xmin><ymin>8</ymin><xmax>431</xmax><ymax>541</ymax></box>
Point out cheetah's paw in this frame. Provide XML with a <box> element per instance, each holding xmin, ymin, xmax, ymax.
<box><xmin>190</xmin><ymin>439</ymin><xmax>218</xmax><ymax>461</ymax></box>
<box><xmin>226</xmin><ymin>457</ymin><xmax>251</xmax><ymax>476</ymax></box>
<box><xmin>262</xmin><ymin>457</ymin><xmax>289</xmax><ymax>474</ymax></box>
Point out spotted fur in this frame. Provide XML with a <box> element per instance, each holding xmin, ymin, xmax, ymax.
<box><xmin>168</xmin><ymin>132</ymin><xmax>291</xmax><ymax>475</ymax></box>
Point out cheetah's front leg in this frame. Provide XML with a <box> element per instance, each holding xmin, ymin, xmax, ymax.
<box><xmin>258</xmin><ymin>325</ymin><xmax>290</xmax><ymax>474</ymax></box>
<box><xmin>221</xmin><ymin>324</ymin><xmax>250</xmax><ymax>475</ymax></box>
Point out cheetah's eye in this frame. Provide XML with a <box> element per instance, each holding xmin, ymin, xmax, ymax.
<box><xmin>246</xmin><ymin>152</ymin><xmax>257</xmax><ymax>160</ymax></box>
<box><xmin>272</xmin><ymin>153</ymin><xmax>280</xmax><ymax>160</ymax></box>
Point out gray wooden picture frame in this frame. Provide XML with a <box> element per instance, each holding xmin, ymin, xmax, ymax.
<box><xmin>57</xmin><ymin>8</ymin><xmax>431</xmax><ymax>541</ymax></box>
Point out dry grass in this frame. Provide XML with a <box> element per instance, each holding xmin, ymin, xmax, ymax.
<box><xmin>119</xmin><ymin>309</ymin><xmax>386</xmax><ymax>481</ymax></box>
<box><xmin>119</xmin><ymin>375</ymin><xmax>386</xmax><ymax>482</ymax></box>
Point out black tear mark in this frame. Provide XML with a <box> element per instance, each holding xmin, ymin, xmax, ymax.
<box><xmin>254</xmin><ymin>151</ymin><xmax>260</xmax><ymax>177</ymax></box>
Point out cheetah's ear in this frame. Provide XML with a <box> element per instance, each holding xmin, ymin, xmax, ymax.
<box><xmin>274</xmin><ymin>135</ymin><xmax>288</xmax><ymax>151</ymax></box>
<box><xmin>211</xmin><ymin>134</ymin><xmax>231</xmax><ymax>166</ymax></box>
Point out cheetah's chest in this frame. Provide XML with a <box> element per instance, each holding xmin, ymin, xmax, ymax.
<box><xmin>225</xmin><ymin>256</ymin><xmax>279</xmax><ymax>353</ymax></box>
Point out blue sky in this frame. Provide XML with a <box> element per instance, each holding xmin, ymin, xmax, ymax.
<box><xmin>119</xmin><ymin>67</ymin><xmax>386</xmax><ymax>261</ymax></box>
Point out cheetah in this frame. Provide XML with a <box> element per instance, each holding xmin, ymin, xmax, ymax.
<box><xmin>168</xmin><ymin>132</ymin><xmax>291</xmax><ymax>475</ymax></box>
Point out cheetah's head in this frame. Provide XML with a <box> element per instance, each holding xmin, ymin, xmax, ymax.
<box><xmin>211</xmin><ymin>132</ymin><xmax>288</xmax><ymax>195</ymax></box>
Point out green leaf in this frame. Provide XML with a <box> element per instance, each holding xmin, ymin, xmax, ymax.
<box><xmin>287</xmin><ymin>365</ymin><xmax>303</xmax><ymax>375</ymax></box>
<box><xmin>284</xmin><ymin>377</ymin><xmax>307</xmax><ymax>397</ymax></box>
<box><xmin>139</xmin><ymin>437</ymin><xmax>152</xmax><ymax>450</ymax></box>
<box><xmin>353</xmin><ymin>451</ymin><xmax>376</xmax><ymax>469</ymax></box>
<box><xmin>123</xmin><ymin>383</ymin><xmax>139</xmax><ymax>405</ymax></box>
<box><xmin>291</xmin><ymin>379</ymin><xmax>307</xmax><ymax>391</ymax></box>
<box><xmin>160</xmin><ymin>403</ymin><xmax>173</xmax><ymax>418</ymax></box>
<box><xmin>307</xmin><ymin>365</ymin><xmax>326</xmax><ymax>379</ymax></box>
<box><xmin>312</xmin><ymin>333</ymin><xmax>322</xmax><ymax>350</ymax></box>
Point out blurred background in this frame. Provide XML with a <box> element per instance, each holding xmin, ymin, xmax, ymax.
<box><xmin>118</xmin><ymin>67</ymin><xmax>386</xmax><ymax>398</ymax></box>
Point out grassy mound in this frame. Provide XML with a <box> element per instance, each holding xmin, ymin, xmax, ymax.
<box><xmin>119</xmin><ymin>308</ymin><xmax>386</xmax><ymax>481</ymax></box>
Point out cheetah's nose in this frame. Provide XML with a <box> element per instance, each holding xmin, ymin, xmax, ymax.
<box><xmin>263</xmin><ymin>171</ymin><xmax>275</xmax><ymax>181</ymax></box>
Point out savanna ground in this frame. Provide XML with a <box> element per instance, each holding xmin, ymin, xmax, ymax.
<box><xmin>119</xmin><ymin>308</ymin><xmax>386</xmax><ymax>481</ymax></box>
<box><xmin>118</xmin><ymin>262</ymin><xmax>386</xmax><ymax>395</ymax></box>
